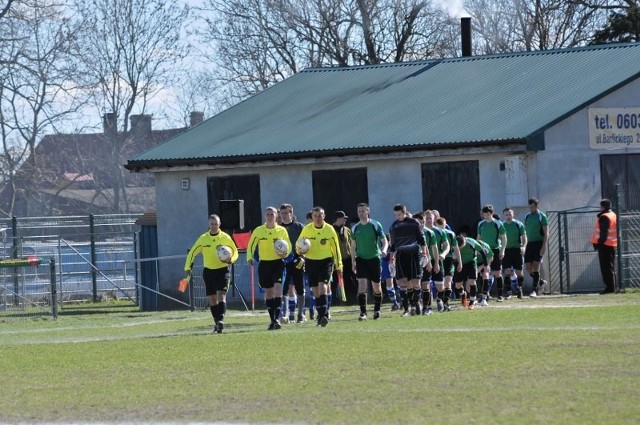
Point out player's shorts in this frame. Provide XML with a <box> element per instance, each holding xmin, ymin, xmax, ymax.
<box><xmin>283</xmin><ymin>258</ymin><xmax>305</xmax><ymax>294</ymax></box>
<box><xmin>502</xmin><ymin>247</ymin><xmax>523</xmax><ymax>270</ymax></box>
<box><xmin>489</xmin><ymin>248</ymin><xmax>502</xmax><ymax>272</ymax></box>
<box><xmin>257</xmin><ymin>259</ymin><xmax>285</xmax><ymax>289</ymax></box>
<box><xmin>442</xmin><ymin>257</ymin><xmax>455</xmax><ymax>277</ymax></box>
<box><xmin>525</xmin><ymin>241</ymin><xmax>544</xmax><ymax>263</ymax></box>
<box><xmin>202</xmin><ymin>266</ymin><xmax>230</xmax><ymax>295</ymax></box>
<box><xmin>355</xmin><ymin>257</ymin><xmax>381</xmax><ymax>282</ymax></box>
<box><xmin>395</xmin><ymin>251</ymin><xmax>422</xmax><ymax>280</ymax></box>
<box><xmin>422</xmin><ymin>259</ymin><xmax>444</xmax><ymax>282</ymax></box>
<box><xmin>304</xmin><ymin>258</ymin><xmax>334</xmax><ymax>287</ymax></box>
<box><xmin>454</xmin><ymin>262</ymin><xmax>477</xmax><ymax>283</ymax></box>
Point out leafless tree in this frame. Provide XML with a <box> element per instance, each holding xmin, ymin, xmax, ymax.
<box><xmin>0</xmin><ymin>0</ymin><xmax>87</xmax><ymax>218</ymax></box>
<box><xmin>465</xmin><ymin>0</ymin><xmax>611</xmax><ymax>53</ymax></box>
<box><xmin>74</xmin><ymin>0</ymin><xmax>189</xmax><ymax>213</ymax></box>
<box><xmin>196</xmin><ymin>0</ymin><xmax>457</xmax><ymax>102</ymax></box>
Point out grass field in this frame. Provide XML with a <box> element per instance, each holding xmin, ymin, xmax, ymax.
<box><xmin>1</xmin><ymin>292</ymin><xmax>640</xmax><ymax>424</ymax></box>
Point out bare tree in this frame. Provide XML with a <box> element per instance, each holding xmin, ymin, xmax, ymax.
<box><xmin>196</xmin><ymin>0</ymin><xmax>457</xmax><ymax>102</ymax></box>
<box><xmin>74</xmin><ymin>0</ymin><xmax>188</xmax><ymax>213</ymax></box>
<box><xmin>0</xmin><ymin>0</ymin><xmax>87</xmax><ymax>218</ymax></box>
<box><xmin>465</xmin><ymin>0</ymin><xmax>611</xmax><ymax>53</ymax></box>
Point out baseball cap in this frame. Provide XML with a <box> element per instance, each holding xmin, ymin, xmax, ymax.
<box><xmin>334</xmin><ymin>211</ymin><xmax>348</xmax><ymax>219</ymax></box>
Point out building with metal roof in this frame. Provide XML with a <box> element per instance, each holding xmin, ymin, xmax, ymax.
<box><xmin>126</xmin><ymin>42</ymin><xmax>640</xmax><ymax>299</ymax></box>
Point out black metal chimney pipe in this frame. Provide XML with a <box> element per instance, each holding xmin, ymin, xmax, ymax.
<box><xmin>461</xmin><ymin>17</ymin><xmax>472</xmax><ymax>57</ymax></box>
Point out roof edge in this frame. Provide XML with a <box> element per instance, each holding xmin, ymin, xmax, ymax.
<box><xmin>125</xmin><ymin>140</ymin><xmax>527</xmax><ymax>172</ymax></box>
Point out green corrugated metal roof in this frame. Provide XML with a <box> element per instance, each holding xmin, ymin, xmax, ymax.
<box><xmin>127</xmin><ymin>43</ymin><xmax>640</xmax><ymax>170</ymax></box>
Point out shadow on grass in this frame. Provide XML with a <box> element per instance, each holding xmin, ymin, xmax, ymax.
<box><xmin>59</xmin><ymin>302</ymin><xmax>141</xmax><ymax>316</ymax></box>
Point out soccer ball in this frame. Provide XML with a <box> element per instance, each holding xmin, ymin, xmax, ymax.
<box><xmin>216</xmin><ymin>245</ymin><xmax>233</xmax><ymax>262</ymax></box>
<box><xmin>295</xmin><ymin>237</ymin><xmax>311</xmax><ymax>254</ymax></box>
<box><xmin>274</xmin><ymin>239</ymin><xmax>289</xmax><ymax>256</ymax></box>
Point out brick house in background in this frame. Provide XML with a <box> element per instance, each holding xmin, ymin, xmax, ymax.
<box><xmin>2</xmin><ymin>112</ymin><xmax>204</xmax><ymax>217</ymax></box>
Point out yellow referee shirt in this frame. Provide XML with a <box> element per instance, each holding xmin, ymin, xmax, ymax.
<box><xmin>184</xmin><ymin>231</ymin><xmax>239</xmax><ymax>271</ymax></box>
<box><xmin>299</xmin><ymin>222</ymin><xmax>343</xmax><ymax>271</ymax></box>
<box><xmin>246</xmin><ymin>224</ymin><xmax>292</xmax><ymax>262</ymax></box>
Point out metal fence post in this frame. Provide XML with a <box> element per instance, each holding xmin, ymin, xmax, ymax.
<box><xmin>50</xmin><ymin>257</ymin><xmax>58</xmax><ymax>319</ymax></box>
<box><xmin>11</xmin><ymin>216</ymin><xmax>19</xmax><ymax>306</ymax></box>
<box><xmin>89</xmin><ymin>214</ymin><xmax>97</xmax><ymax>302</ymax></box>
<box><xmin>562</xmin><ymin>211</ymin><xmax>570</xmax><ymax>293</ymax></box>
<box><xmin>133</xmin><ymin>231</ymin><xmax>139</xmax><ymax>306</ymax></box>
<box><xmin>615</xmin><ymin>183</ymin><xmax>623</xmax><ymax>291</ymax></box>
<box><xmin>558</xmin><ymin>211</ymin><xmax>564</xmax><ymax>294</ymax></box>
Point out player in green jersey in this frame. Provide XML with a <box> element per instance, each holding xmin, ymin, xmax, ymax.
<box><xmin>502</xmin><ymin>207</ymin><xmax>527</xmax><ymax>299</ymax></box>
<box><xmin>413</xmin><ymin>212</ymin><xmax>438</xmax><ymax>316</ymax></box>
<box><xmin>425</xmin><ymin>210</ymin><xmax>450</xmax><ymax>313</ymax></box>
<box><xmin>435</xmin><ymin>217</ymin><xmax>461</xmax><ymax>311</ymax></box>
<box><xmin>524</xmin><ymin>198</ymin><xmax>549</xmax><ymax>297</ymax></box>
<box><xmin>477</xmin><ymin>205</ymin><xmax>507</xmax><ymax>303</ymax></box>
<box><xmin>454</xmin><ymin>235</ymin><xmax>488</xmax><ymax>310</ymax></box>
<box><xmin>350</xmin><ymin>203</ymin><xmax>388</xmax><ymax>320</ymax></box>
<box><xmin>475</xmin><ymin>239</ymin><xmax>494</xmax><ymax>306</ymax></box>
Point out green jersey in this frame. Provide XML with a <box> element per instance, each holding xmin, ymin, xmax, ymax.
<box><xmin>429</xmin><ymin>226</ymin><xmax>447</xmax><ymax>258</ymax></box>
<box><xmin>476</xmin><ymin>240</ymin><xmax>493</xmax><ymax>264</ymax></box>
<box><xmin>477</xmin><ymin>218</ymin><xmax>506</xmax><ymax>250</ymax></box>
<box><xmin>524</xmin><ymin>210</ymin><xmax>548</xmax><ymax>242</ymax></box>
<box><xmin>351</xmin><ymin>219</ymin><xmax>386</xmax><ymax>260</ymax></box>
<box><xmin>423</xmin><ymin>227</ymin><xmax>436</xmax><ymax>252</ymax></box>
<box><xmin>441</xmin><ymin>228</ymin><xmax>457</xmax><ymax>259</ymax></box>
<box><xmin>503</xmin><ymin>219</ymin><xmax>525</xmax><ymax>249</ymax></box>
<box><xmin>459</xmin><ymin>237</ymin><xmax>487</xmax><ymax>266</ymax></box>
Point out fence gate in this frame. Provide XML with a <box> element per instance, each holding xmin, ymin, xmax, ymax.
<box><xmin>557</xmin><ymin>207</ymin><xmax>601</xmax><ymax>293</ymax></box>
<box><xmin>558</xmin><ymin>199</ymin><xmax>640</xmax><ymax>293</ymax></box>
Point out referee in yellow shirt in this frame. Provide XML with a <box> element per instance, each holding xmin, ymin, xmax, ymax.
<box><xmin>298</xmin><ymin>206</ymin><xmax>343</xmax><ymax>327</ymax></box>
<box><xmin>247</xmin><ymin>207</ymin><xmax>292</xmax><ymax>330</ymax></box>
<box><xmin>185</xmin><ymin>214</ymin><xmax>239</xmax><ymax>334</ymax></box>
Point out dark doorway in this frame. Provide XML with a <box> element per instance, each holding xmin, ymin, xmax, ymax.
<box><xmin>601</xmin><ymin>154</ymin><xmax>640</xmax><ymax>210</ymax></box>
<box><xmin>312</xmin><ymin>168</ymin><xmax>368</xmax><ymax>223</ymax></box>
<box><xmin>207</xmin><ymin>175</ymin><xmax>262</xmax><ymax>232</ymax></box>
<box><xmin>422</xmin><ymin>161</ymin><xmax>481</xmax><ymax>237</ymax></box>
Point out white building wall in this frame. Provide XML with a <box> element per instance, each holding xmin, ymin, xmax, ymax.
<box><xmin>537</xmin><ymin>77</ymin><xmax>640</xmax><ymax>211</ymax></box>
<box><xmin>154</xmin><ymin>150</ymin><xmax>521</xmax><ymax>264</ymax></box>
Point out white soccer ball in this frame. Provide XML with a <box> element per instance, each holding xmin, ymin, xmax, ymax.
<box><xmin>295</xmin><ymin>237</ymin><xmax>311</xmax><ymax>254</ymax></box>
<box><xmin>216</xmin><ymin>245</ymin><xmax>233</xmax><ymax>262</ymax></box>
<box><xmin>274</xmin><ymin>239</ymin><xmax>289</xmax><ymax>256</ymax></box>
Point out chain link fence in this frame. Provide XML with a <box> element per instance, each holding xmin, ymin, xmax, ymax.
<box><xmin>0</xmin><ymin>215</ymin><xmax>139</xmax><ymax>315</ymax></box>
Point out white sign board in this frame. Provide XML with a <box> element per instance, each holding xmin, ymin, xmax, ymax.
<box><xmin>589</xmin><ymin>108</ymin><xmax>640</xmax><ymax>150</ymax></box>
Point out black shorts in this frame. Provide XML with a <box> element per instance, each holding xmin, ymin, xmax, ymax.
<box><xmin>422</xmin><ymin>259</ymin><xmax>444</xmax><ymax>282</ymax></box>
<box><xmin>502</xmin><ymin>247</ymin><xmax>523</xmax><ymax>270</ymax></box>
<box><xmin>395</xmin><ymin>251</ymin><xmax>422</xmax><ymax>280</ymax></box>
<box><xmin>202</xmin><ymin>267</ymin><xmax>230</xmax><ymax>295</ymax></box>
<box><xmin>525</xmin><ymin>241</ymin><xmax>544</xmax><ymax>263</ymax></box>
<box><xmin>283</xmin><ymin>259</ymin><xmax>305</xmax><ymax>294</ymax></box>
<box><xmin>442</xmin><ymin>257</ymin><xmax>455</xmax><ymax>277</ymax></box>
<box><xmin>305</xmin><ymin>258</ymin><xmax>334</xmax><ymax>287</ymax></box>
<box><xmin>258</xmin><ymin>259</ymin><xmax>285</xmax><ymax>289</ymax></box>
<box><xmin>489</xmin><ymin>248</ymin><xmax>502</xmax><ymax>272</ymax></box>
<box><xmin>355</xmin><ymin>257</ymin><xmax>381</xmax><ymax>282</ymax></box>
<box><xmin>454</xmin><ymin>262</ymin><xmax>477</xmax><ymax>283</ymax></box>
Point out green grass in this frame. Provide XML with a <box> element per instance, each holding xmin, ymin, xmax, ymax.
<box><xmin>1</xmin><ymin>294</ymin><xmax>640</xmax><ymax>424</ymax></box>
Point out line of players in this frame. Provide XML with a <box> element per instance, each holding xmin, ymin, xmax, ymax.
<box><xmin>185</xmin><ymin>199</ymin><xmax>549</xmax><ymax>332</ymax></box>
